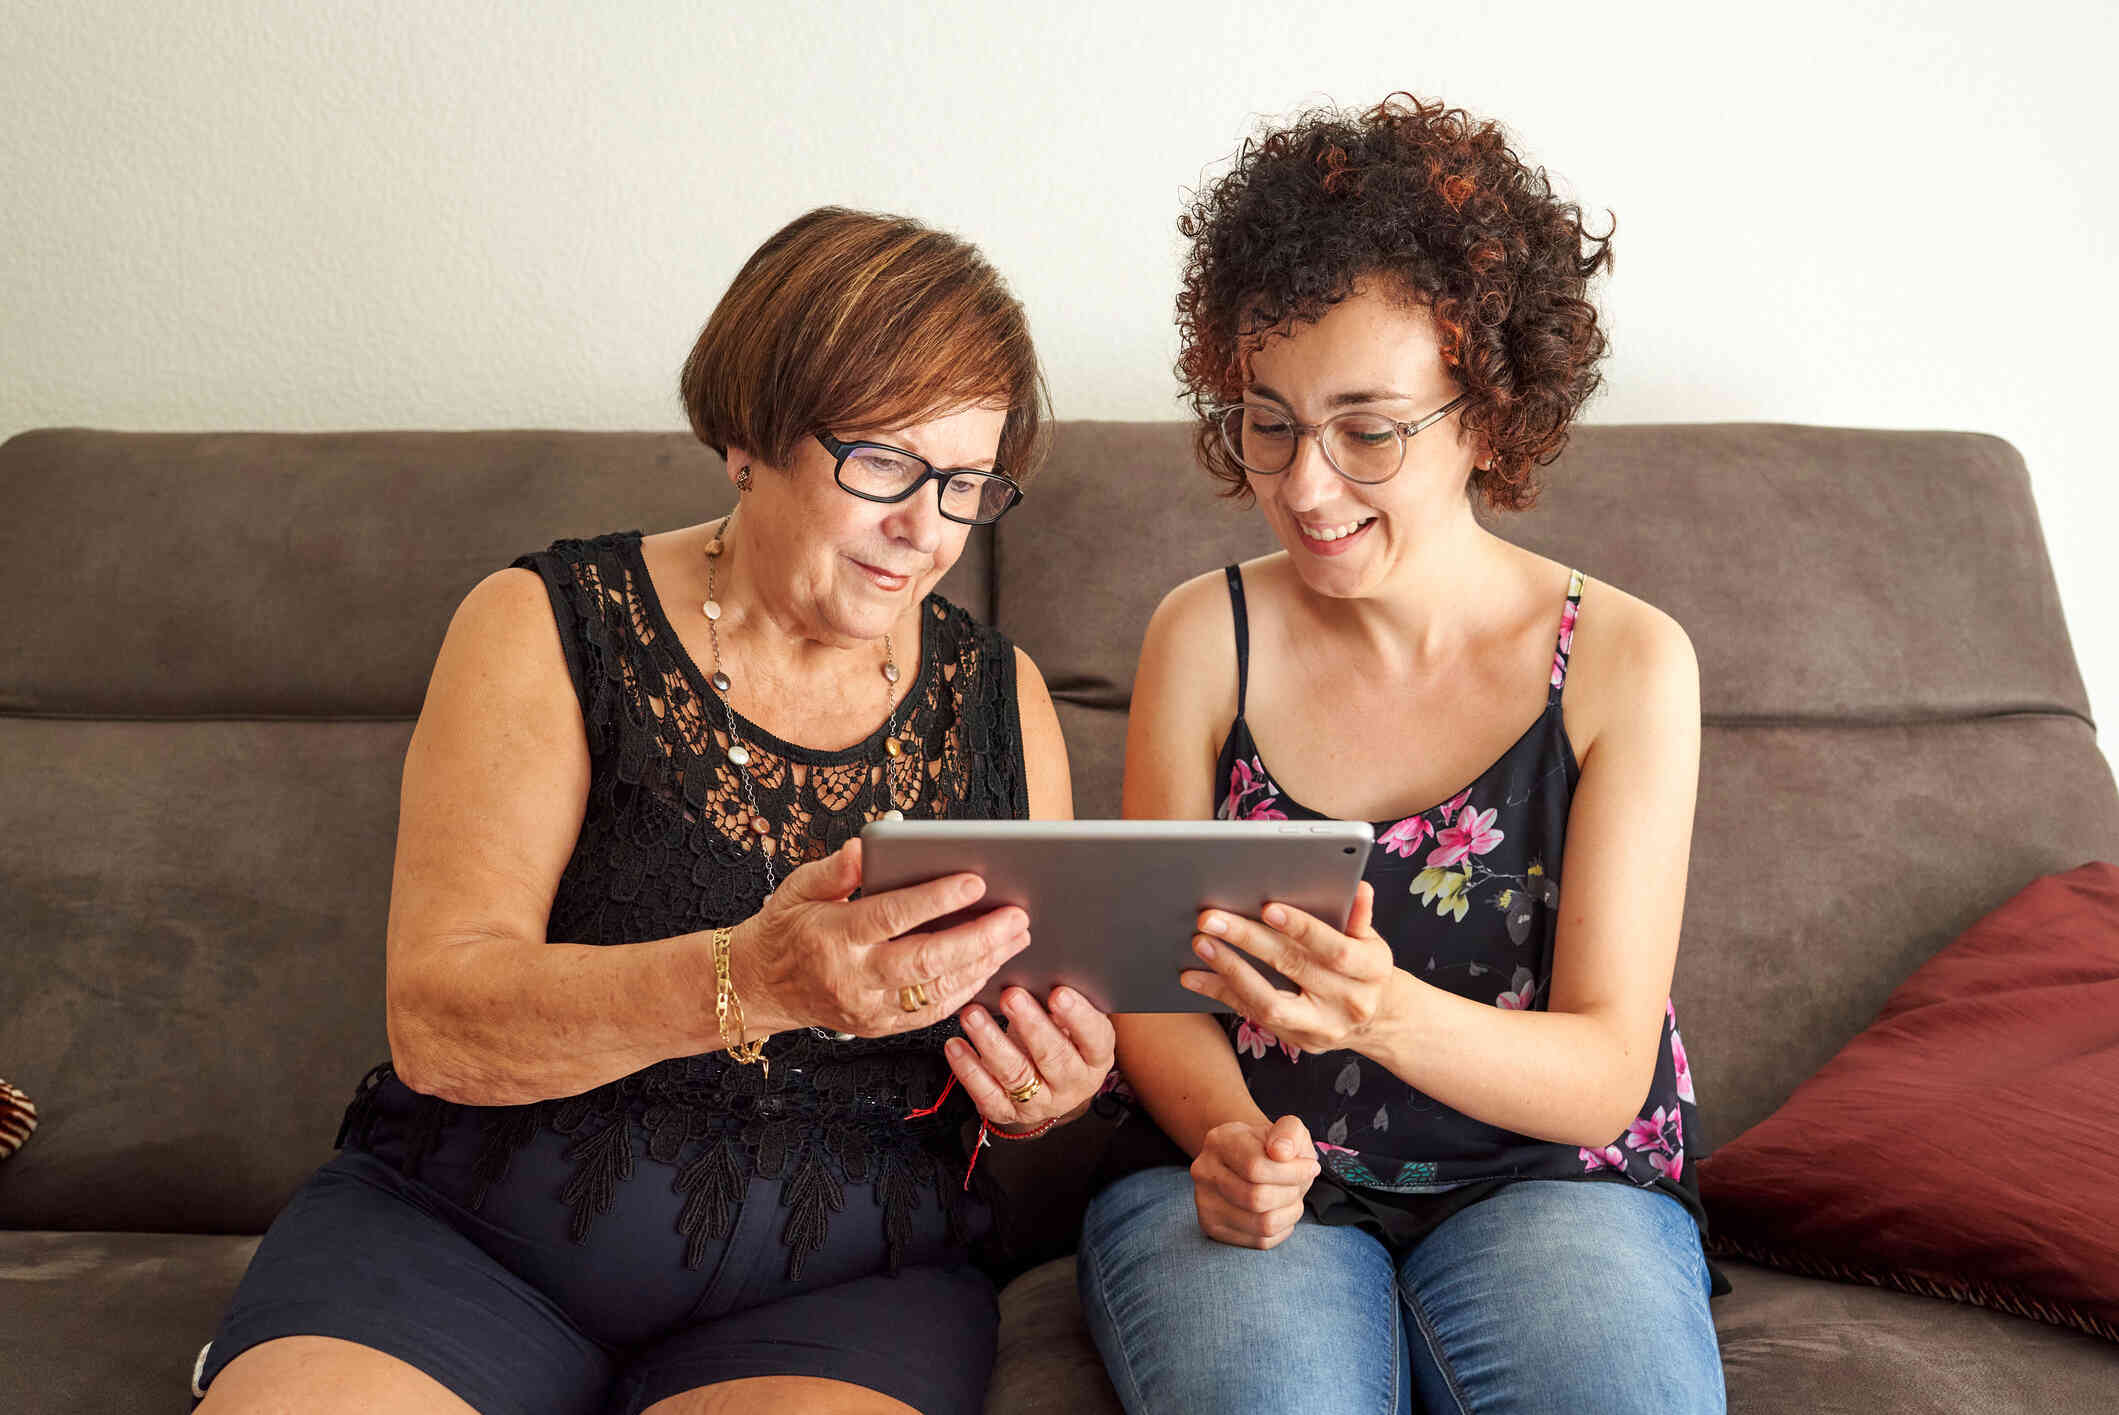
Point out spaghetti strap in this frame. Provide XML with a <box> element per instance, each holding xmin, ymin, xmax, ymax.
<box><xmin>1548</xmin><ymin>569</ymin><xmax>1585</xmax><ymax>704</ymax></box>
<box><xmin>1224</xmin><ymin>564</ymin><xmax>1250</xmax><ymax>718</ymax></box>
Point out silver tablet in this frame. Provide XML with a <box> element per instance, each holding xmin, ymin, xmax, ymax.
<box><xmin>859</xmin><ymin>818</ymin><xmax>1375</xmax><ymax>1015</ymax></box>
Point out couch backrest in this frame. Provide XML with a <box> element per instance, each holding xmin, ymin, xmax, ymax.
<box><xmin>2</xmin><ymin>423</ymin><xmax>2113</xmax><ymax>1233</ymax></box>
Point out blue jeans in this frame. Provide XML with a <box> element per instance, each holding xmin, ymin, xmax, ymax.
<box><xmin>1078</xmin><ymin>1168</ymin><xmax>1724</xmax><ymax>1415</ymax></box>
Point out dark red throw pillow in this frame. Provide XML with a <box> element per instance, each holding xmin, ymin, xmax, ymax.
<box><xmin>1699</xmin><ymin>862</ymin><xmax>2119</xmax><ymax>1343</ymax></box>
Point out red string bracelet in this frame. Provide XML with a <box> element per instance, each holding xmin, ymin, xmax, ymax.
<box><xmin>904</xmin><ymin>1075</ymin><xmax>1058</xmax><ymax>1188</ymax></box>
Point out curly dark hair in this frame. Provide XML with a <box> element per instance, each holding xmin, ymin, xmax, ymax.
<box><xmin>1176</xmin><ymin>94</ymin><xmax>1613</xmax><ymax>511</ymax></box>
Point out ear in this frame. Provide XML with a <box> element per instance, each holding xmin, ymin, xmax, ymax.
<box><xmin>723</xmin><ymin>447</ymin><xmax>753</xmax><ymax>493</ymax></box>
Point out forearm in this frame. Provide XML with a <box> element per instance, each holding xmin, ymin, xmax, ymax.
<box><xmin>388</xmin><ymin>925</ymin><xmax>782</xmax><ymax>1105</ymax></box>
<box><xmin>1361</xmin><ymin>972</ymin><xmax>1651</xmax><ymax>1149</ymax></box>
<box><xmin>1112</xmin><ymin>1012</ymin><xmax>1269</xmax><ymax>1159</ymax></box>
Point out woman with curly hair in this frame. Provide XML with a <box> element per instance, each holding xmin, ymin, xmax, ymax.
<box><xmin>1078</xmin><ymin>97</ymin><xmax>1725</xmax><ymax>1413</ymax></box>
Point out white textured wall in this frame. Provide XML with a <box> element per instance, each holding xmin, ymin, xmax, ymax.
<box><xmin>4</xmin><ymin>1</ymin><xmax>2113</xmax><ymax>772</ymax></box>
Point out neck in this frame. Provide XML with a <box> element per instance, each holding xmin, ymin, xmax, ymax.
<box><xmin>1302</xmin><ymin>511</ymin><xmax>1512</xmax><ymax>670</ymax></box>
<box><xmin>710</xmin><ymin>516</ymin><xmax>902</xmax><ymax>688</ymax></box>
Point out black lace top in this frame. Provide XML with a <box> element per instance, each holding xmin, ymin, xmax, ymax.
<box><xmin>336</xmin><ymin>531</ymin><xmax>1029</xmax><ymax>1277</ymax></box>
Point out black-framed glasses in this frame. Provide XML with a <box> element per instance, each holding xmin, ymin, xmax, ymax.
<box><xmin>1212</xmin><ymin>393</ymin><xmax>1469</xmax><ymax>484</ymax></box>
<box><xmin>816</xmin><ymin>433</ymin><xmax>1023</xmax><ymax>525</ymax></box>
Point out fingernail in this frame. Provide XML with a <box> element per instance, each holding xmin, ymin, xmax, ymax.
<box><xmin>1263</xmin><ymin>903</ymin><xmax>1287</xmax><ymax>927</ymax></box>
<box><xmin>1194</xmin><ymin>936</ymin><xmax>1215</xmax><ymax>962</ymax></box>
<box><xmin>959</xmin><ymin>877</ymin><xmax>986</xmax><ymax>903</ymax></box>
<box><xmin>1052</xmin><ymin>987</ymin><xmax>1077</xmax><ymax>1010</ymax></box>
<box><xmin>964</xmin><ymin>1006</ymin><xmax>990</xmax><ymax>1029</ymax></box>
<box><xmin>1004</xmin><ymin>988</ymin><xmax>1029</xmax><ymax>1011</ymax></box>
<box><xmin>1201</xmin><ymin>914</ymin><xmax>1226</xmax><ymax>936</ymax></box>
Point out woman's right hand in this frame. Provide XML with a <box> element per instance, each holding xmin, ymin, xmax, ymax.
<box><xmin>731</xmin><ymin>838</ymin><xmax>1030</xmax><ymax>1039</ymax></box>
<box><xmin>1191</xmin><ymin>1114</ymin><xmax>1321</xmax><ymax>1250</ymax></box>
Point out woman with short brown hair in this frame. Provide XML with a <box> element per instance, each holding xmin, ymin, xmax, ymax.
<box><xmin>192</xmin><ymin>206</ymin><xmax>1114</xmax><ymax>1415</ymax></box>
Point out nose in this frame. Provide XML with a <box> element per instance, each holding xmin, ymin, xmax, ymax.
<box><xmin>1276</xmin><ymin>433</ymin><xmax>1339</xmax><ymax>512</ymax></box>
<box><xmin>880</xmin><ymin>483</ymin><xmax>947</xmax><ymax>555</ymax></box>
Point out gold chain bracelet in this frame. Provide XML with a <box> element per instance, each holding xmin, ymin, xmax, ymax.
<box><xmin>711</xmin><ymin>925</ymin><xmax>770</xmax><ymax>1079</ymax></box>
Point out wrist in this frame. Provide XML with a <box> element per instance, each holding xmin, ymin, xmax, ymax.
<box><xmin>1353</xmin><ymin>969</ymin><xmax>1422</xmax><ymax>1074</ymax></box>
<box><xmin>721</xmin><ymin>918</ymin><xmax>793</xmax><ymax>1041</ymax></box>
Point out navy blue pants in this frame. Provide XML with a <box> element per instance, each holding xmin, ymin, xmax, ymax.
<box><xmin>193</xmin><ymin>1090</ymin><xmax>995</xmax><ymax>1415</ymax></box>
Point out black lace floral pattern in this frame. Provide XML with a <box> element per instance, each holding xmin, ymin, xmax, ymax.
<box><xmin>337</xmin><ymin>531</ymin><xmax>1028</xmax><ymax>1278</ymax></box>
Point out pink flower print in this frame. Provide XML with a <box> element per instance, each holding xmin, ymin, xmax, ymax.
<box><xmin>1218</xmin><ymin>757</ymin><xmax>1261</xmax><ymax>819</ymax></box>
<box><xmin>1096</xmin><ymin>1067</ymin><xmax>1135</xmax><ymax>1103</ymax></box>
<box><xmin>1649</xmin><ymin>1149</ymin><xmax>1684</xmax><ymax>1183</ymax></box>
<box><xmin>1549</xmin><ymin>601</ymin><xmax>1579</xmax><ymax>689</ymax></box>
<box><xmin>1579</xmin><ymin>1144</ymin><xmax>1626</xmax><ymax>1173</ymax></box>
<box><xmin>1314</xmin><ymin>1141</ymin><xmax>1359</xmax><ymax>1157</ymax></box>
<box><xmin>1495</xmin><ymin>965</ymin><xmax>1535</xmax><ymax>1010</ymax></box>
<box><xmin>1671</xmin><ymin>1026</ymin><xmax>1695</xmax><ymax>1104</ymax></box>
<box><xmin>1379</xmin><ymin>814</ymin><xmax>1433</xmax><ymax>860</ymax></box>
<box><xmin>1625</xmin><ymin>1106</ymin><xmax>1681</xmax><ymax>1155</ymax></box>
<box><xmin>1233</xmin><ymin>1018</ymin><xmax>1298</xmax><ymax>1061</ymax></box>
<box><xmin>1436</xmin><ymin>789</ymin><xmax>1470</xmax><ymax>826</ymax></box>
<box><xmin>1218</xmin><ymin>756</ymin><xmax>1285</xmax><ymax>820</ymax></box>
<box><xmin>1425</xmin><ymin>802</ymin><xmax>1504</xmax><ymax>868</ymax></box>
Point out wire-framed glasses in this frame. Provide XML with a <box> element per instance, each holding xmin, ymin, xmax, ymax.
<box><xmin>1212</xmin><ymin>393</ymin><xmax>1469</xmax><ymax>484</ymax></box>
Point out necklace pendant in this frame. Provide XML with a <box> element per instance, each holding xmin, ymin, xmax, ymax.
<box><xmin>710</xmin><ymin>669</ymin><xmax>731</xmax><ymax>693</ymax></box>
<box><xmin>702</xmin><ymin>598</ymin><xmax>722</xmax><ymax>621</ymax></box>
<box><xmin>882</xmin><ymin>661</ymin><xmax>900</xmax><ymax>684</ymax></box>
<box><xmin>884</xmin><ymin>736</ymin><xmax>902</xmax><ymax>758</ymax></box>
<box><xmin>881</xmin><ymin>808</ymin><xmax>904</xmax><ymax>822</ymax></box>
<box><xmin>726</xmin><ymin>742</ymin><xmax>751</xmax><ymax>767</ymax></box>
<box><xmin>751</xmin><ymin>816</ymin><xmax>773</xmax><ymax>836</ymax></box>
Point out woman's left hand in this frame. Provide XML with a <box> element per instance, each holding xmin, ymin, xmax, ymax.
<box><xmin>947</xmin><ymin>985</ymin><xmax>1116</xmax><ymax>1133</ymax></box>
<box><xmin>1180</xmin><ymin>881</ymin><xmax>1401</xmax><ymax>1054</ymax></box>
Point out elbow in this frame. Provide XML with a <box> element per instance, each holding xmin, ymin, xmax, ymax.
<box><xmin>1561</xmin><ymin>1035</ymin><xmax>1663</xmax><ymax>1151</ymax></box>
<box><xmin>383</xmin><ymin>968</ymin><xmax>465</xmax><ymax>1102</ymax></box>
<box><xmin>384</xmin><ymin>1001</ymin><xmax>444</xmax><ymax>1100</ymax></box>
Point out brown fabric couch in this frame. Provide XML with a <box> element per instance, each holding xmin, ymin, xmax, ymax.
<box><xmin>4</xmin><ymin>422</ymin><xmax>2116</xmax><ymax>1413</ymax></box>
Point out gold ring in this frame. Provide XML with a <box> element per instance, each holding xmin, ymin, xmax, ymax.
<box><xmin>898</xmin><ymin>982</ymin><xmax>931</xmax><ymax>1013</ymax></box>
<box><xmin>1004</xmin><ymin>1073</ymin><xmax>1043</xmax><ymax>1104</ymax></box>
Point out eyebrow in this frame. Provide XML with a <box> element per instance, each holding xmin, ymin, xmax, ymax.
<box><xmin>1246</xmin><ymin>382</ymin><xmax>1420</xmax><ymax>411</ymax></box>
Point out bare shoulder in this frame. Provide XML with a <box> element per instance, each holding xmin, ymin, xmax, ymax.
<box><xmin>1563</xmin><ymin>573</ymin><xmax>1699</xmax><ymax>757</ymax></box>
<box><xmin>438</xmin><ymin>567</ymin><xmax>568</xmax><ymax>678</ymax></box>
<box><xmin>417</xmin><ymin>566</ymin><xmax>581</xmax><ymax>741</ymax></box>
<box><xmin>1139</xmin><ymin>563</ymin><xmax>1245</xmax><ymax>705</ymax></box>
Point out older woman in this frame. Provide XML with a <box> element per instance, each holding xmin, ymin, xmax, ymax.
<box><xmin>1079</xmin><ymin>99</ymin><xmax>1724</xmax><ymax>1413</ymax></box>
<box><xmin>193</xmin><ymin>207</ymin><xmax>1115</xmax><ymax>1415</ymax></box>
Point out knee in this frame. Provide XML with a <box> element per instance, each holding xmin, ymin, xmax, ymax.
<box><xmin>1081</xmin><ymin>1165</ymin><xmax>1197</xmax><ymax>1256</ymax></box>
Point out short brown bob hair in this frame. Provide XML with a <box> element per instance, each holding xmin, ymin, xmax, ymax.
<box><xmin>682</xmin><ymin>207</ymin><xmax>1050</xmax><ymax>482</ymax></box>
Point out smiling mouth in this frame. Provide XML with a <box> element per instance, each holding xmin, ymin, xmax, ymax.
<box><xmin>1298</xmin><ymin>516</ymin><xmax>1375</xmax><ymax>542</ymax></box>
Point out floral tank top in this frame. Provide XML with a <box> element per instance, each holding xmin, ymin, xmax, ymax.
<box><xmin>1212</xmin><ymin>564</ymin><xmax>1705</xmax><ymax>1232</ymax></box>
